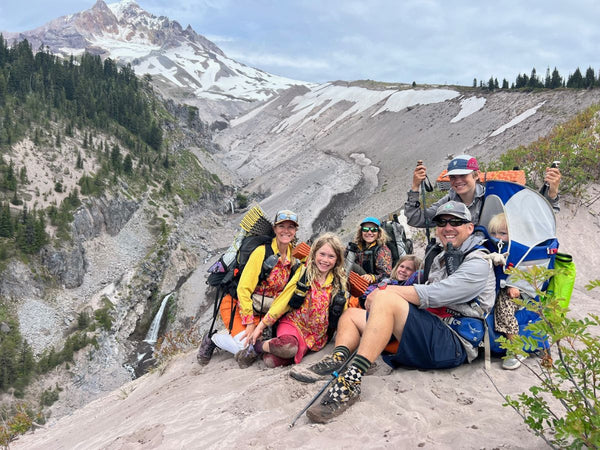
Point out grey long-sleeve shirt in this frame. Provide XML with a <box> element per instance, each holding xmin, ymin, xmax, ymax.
<box><xmin>405</xmin><ymin>183</ymin><xmax>559</xmax><ymax>227</ymax></box>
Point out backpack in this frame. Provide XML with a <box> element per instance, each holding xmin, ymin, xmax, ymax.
<box><xmin>207</xmin><ymin>233</ymin><xmax>275</xmax><ymax>298</ymax></box>
<box><xmin>477</xmin><ymin>180</ymin><xmax>560</xmax><ymax>358</ymax></box>
<box><xmin>205</xmin><ymin>205</ymin><xmax>278</xmax><ymax>334</ymax></box>
<box><xmin>380</xmin><ymin>213</ymin><xmax>414</xmax><ymax>266</ymax></box>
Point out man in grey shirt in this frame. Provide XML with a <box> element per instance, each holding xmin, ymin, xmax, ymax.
<box><xmin>405</xmin><ymin>154</ymin><xmax>561</xmax><ymax>226</ymax></box>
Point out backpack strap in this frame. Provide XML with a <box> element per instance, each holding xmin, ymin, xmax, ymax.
<box><xmin>361</xmin><ymin>244</ymin><xmax>379</xmax><ymax>275</ymax></box>
<box><xmin>258</xmin><ymin>243</ymin><xmax>275</xmax><ymax>283</ymax></box>
<box><xmin>288</xmin><ymin>265</ymin><xmax>309</xmax><ymax>309</ymax></box>
<box><xmin>327</xmin><ymin>289</ymin><xmax>347</xmax><ymax>340</ymax></box>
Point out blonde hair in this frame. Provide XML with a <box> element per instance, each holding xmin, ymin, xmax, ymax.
<box><xmin>487</xmin><ymin>213</ymin><xmax>508</xmax><ymax>236</ymax></box>
<box><xmin>391</xmin><ymin>255</ymin><xmax>422</xmax><ymax>281</ymax></box>
<box><xmin>305</xmin><ymin>233</ymin><xmax>347</xmax><ymax>298</ymax></box>
<box><xmin>353</xmin><ymin>222</ymin><xmax>388</xmax><ymax>250</ymax></box>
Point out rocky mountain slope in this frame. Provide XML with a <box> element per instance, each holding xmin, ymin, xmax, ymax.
<box><xmin>214</xmin><ymin>83</ymin><xmax>600</xmax><ymax>241</ymax></box>
<box><xmin>1</xmin><ymin>0</ymin><xmax>312</xmax><ymax>122</ymax></box>
<box><xmin>2</xmin><ymin>1</ymin><xmax>600</xmax><ymax>446</ymax></box>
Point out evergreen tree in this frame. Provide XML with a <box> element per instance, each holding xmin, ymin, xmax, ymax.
<box><xmin>0</xmin><ymin>202</ymin><xmax>13</xmax><ymax>237</ymax></box>
<box><xmin>76</xmin><ymin>152</ymin><xmax>83</xmax><ymax>170</ymax></box>
<box><xmin>567</xmin><ymin>68</ymin><xmax>584</xmax><ymax>88</ymax></box>
<box><xmin>19</xmin><ymin>166</ymin><xmax>27</xmax><ymax>184</ymax></box>
<box><xmin>111</xmin><ymin>144</ymin><xmax>122</xmax><ymax>173</ymax></box>
<box><xmin>584</xmin><ymin>66</ymin><xmax>596</xmax><ymax>88</ymax></box>
<box><xmin>472</xmin><ymin>78</ymin><xmax>477</xmax><ymax>88</ymax></box>
<box><xmin>550</xmin><ymin>67</ymin><xmax>563</xmax><ymax>89</ymax></box>
<box><xmin>501</xmin><ymin>78</ymin><xmax>509</xmax><ymax>89</ymax></box>
<box><xmin>123</xmin><ymin>154</ymin><xmax>133</xmax><ymax>175</ymax></box>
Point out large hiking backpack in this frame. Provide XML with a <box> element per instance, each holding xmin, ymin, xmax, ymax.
<box><xmin>477</xmin><ymin>180</ymin><xmax>560</xmax><ymax>356</ymax></box>
<box><xmin>380</xmin><ymin>213</ymin><xmax>414</xmax><ymax>266</ymax></box>
<box><xmin>205</xmin><ymin>206</ymin><xmax>278</xmax><ymax>334</ymax></box>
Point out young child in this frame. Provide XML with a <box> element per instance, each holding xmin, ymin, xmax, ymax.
<box><xmin>241</xmin><ymin>233</ymin><xmax>348</xmax><ymax>368</ymax></box>
<box><xmin>487</xmin><ymin>212</ymin><xmax>526</xmax><ymax>370</ymax></box>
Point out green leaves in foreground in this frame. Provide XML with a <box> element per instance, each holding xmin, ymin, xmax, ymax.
<box><xmin>498</xmin><ymin>266</ymin><xmax>599</xmax><ymax>449</ymax></box>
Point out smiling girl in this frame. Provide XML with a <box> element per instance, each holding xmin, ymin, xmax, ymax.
<box><xmin>349</xmin><ymin>217</ymin><xmax>392</xmax><ymax>284</ymax></box>
<box><xmin>244</xmin><ymin>233</ymin><xmax>348</xmax><ymax>368</ymax></box>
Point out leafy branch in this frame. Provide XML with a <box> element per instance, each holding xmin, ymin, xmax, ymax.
<box><xmin>492</xmin><ymin>266</ymin><xmax>600</xmax><ymax>448</ymax></box>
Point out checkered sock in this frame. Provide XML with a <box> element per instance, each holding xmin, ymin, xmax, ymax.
<box><xmin>327</xmin><ymin>365</ymin><xmax>362</xmax><ymax>403</ymax></box>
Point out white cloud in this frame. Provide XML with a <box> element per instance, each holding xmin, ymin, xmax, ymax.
<box><xmin>225</xmin><ymin>50</ymin><xmax>330</xmax><ymax>71</ymax></box>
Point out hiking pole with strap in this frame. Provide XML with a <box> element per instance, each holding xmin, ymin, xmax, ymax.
<box><xmin>289</xmin><ymin>349</ymin><xmax>358</xmax><ymax>428</ymax></box>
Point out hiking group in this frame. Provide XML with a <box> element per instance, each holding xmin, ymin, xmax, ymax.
<box><xmin>198</xmin><ymin>154</ymin><xmax>564</xmax><ymax>424</ymax></box>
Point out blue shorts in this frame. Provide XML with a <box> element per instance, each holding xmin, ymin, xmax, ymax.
<box><xmin>380</xmin><ymin>303</ymin><xmax>467</xmax><ymax>370</ymax></box>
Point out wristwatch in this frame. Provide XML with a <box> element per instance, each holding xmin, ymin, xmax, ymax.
<box><xmin>378</xmin><ymin>281</ymin><xmax>388</xmax><ymax>290</ymax></box>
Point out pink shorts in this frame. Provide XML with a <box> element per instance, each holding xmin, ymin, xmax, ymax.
<box><xmin>276</xmin><ymin>318</ymin><xmax>309</xmax><ymax>364</ymax></box>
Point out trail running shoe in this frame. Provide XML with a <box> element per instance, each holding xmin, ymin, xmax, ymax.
<box><xmin>196</xmin><ymin>332</ymin><xmax>216</xmax><ymax>366</ymax></box>
<box><xmin>235</xmin><ymin>345</ymin><xmax>259</xmax><ymax>369</ymax></box>
<box><xmin>289</xmin><ymin>354</ymin><xmax>345</xmax><ymax>383</ymax></box>
<box><xmin>306</xmin><ymin>366</ymin><xmax>362</xmax><ymax>423</ymax></box>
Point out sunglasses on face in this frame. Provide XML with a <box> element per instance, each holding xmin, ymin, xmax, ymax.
<box><xmin>275</xmin><ymin>211</ymin><xmax>298</xmax><ymax>223</ymax></box>
<box><xmin>361</xmin><ymin>226</ymin><xmax>379</xmax><ymax>233</ymax></box>
<box><xmin>433</xmin><ymin>218</ymin><xmax>470</xmax><ymax>227</ymax></box>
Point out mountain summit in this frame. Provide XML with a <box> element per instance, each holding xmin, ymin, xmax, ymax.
<box><xmin>2</xmin><ymin>0</ymin><xmax>310</xmax><ymax>107</ymax></box>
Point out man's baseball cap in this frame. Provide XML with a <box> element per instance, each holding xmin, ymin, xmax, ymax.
<box><xmin>433</xmin><ymin>201</ymin><xmax>472</xmax><ymax>222</ymax></box>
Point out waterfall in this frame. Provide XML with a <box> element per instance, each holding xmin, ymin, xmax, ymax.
<box><xmin>229</xmin><ymin>199</ymin><xmax>235</xmax><ymax>214</ymax></box>
<box><xmin>144</xmin><ymin>292</ymin><xmax>173</xmax><ymax>345</ymax></box>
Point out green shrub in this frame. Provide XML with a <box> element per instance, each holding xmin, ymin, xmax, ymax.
<box><xmin>236</xmin><ymin>192</ymin><xmax>248</xmax><ymax>209</ymax></box>
<box><xmin>497</xmin><ymin>266</ymin><xmax>600</xmax><ymax>448</ymax></box>
<box><xmin>94</xmin><ymin>298</ymin><xmax>114</xmax><ymax>330</ymax></box>
<box><xmin>40</xmin><ymin>386</ymin><xmax>61</xmax><ymax>406</ymax></box>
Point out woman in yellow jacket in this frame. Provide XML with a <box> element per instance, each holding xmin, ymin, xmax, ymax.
<box><xmin>242</xmin><ymin>233</ymin><xmax>347</xmax><ymax>368</ymax></box>
<box><xmin>216</xmin><ymin>210</ymin><xmax>299</xmax><ymax>354</ymax></box>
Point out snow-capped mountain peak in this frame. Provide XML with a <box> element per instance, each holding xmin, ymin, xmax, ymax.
<box><xmin>2</xmin><ymin>0</ymin><xmax>311</xmax><ymax>104</ymax></box>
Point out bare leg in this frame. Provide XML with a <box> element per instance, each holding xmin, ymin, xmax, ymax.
<box><xmin>357</xmin><ymin>295</ymin><xmax>410</xmax><ymax>362</ymax></box>
<box><xmin>333</xmin><ymin>308</ymin><xmax>368</xmax><ymax>352</ymax></box>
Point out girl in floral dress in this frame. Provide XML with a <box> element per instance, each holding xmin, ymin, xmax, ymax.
<box><xmin>247</xmin><ymin>233</ymin><xmax>348</xmax><ymax>368</ymax></box>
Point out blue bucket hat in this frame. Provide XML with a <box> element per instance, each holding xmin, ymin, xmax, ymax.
<box><xmin>360</xmin><ymin>216</ymin><xmax>381</xmax><ymax>227</ymax></box>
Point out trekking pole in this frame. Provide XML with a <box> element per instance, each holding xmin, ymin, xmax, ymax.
<box><xmin>539</xmin><ymin>160</ymin><xmax>560</xmax><ymax>197</ymax></box>
<box><xmin>418</xmin><ymin>160</ymin><xmax>438</xmax><ymax>283</ymax></box>
<box><xmin>289</xmin><ymin>349</ymin><xmax>358</xmax><ymax>428</ymax></box>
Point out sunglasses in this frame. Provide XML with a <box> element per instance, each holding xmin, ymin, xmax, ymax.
<box><xmin>433</xmin><ymin>218</ymin><xmax>470</xmax><ymax>227</ymax></box>
<box><xmin>275</xmin><ymin>211</ymin><xmax>298</xmax><ymax>223</ymax></box>
<box><xmin>361</xmin><ymin>226</ymin><xmax>379</xmax><ymax>233</ymax></box>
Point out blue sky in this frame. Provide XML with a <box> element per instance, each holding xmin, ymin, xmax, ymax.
<box><xmin>1</xmin><ymin>0</ymin><xmax>600</xmax><ymax>86</ymax></box>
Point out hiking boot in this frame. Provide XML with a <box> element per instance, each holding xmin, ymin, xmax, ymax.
<box><xmin>235</xmin><ymin>345</ymin><xmax>258</xmax><ymax>369</ymax></box>
<box><xmin>502</xmin><ymin>353</ymin><xmax>526</xmax><ymax>370</ymax></box>
<box><xmin>289</xmin><ymin>354</ymin><xmax>345</xmax><ymax>383</ymax></box>
<box><xmin>306</xmin><ymin>366</ymin><xmax>362</xmax><ymax>423</ymax></box>
<box><xmin>196</xmin><ymin>332</ymin><xmax>216</xmax><ymax>366</ymax></box>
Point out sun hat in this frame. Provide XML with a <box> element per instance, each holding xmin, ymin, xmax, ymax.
<box><xmin>274</xmin><ymin>210</ymin><xmax>299</xmax><ymax>226</ymax></box>
<box><xmin>446</xmin><ymin>154</ymin><xmax>479</xmax><ymax>176</ymax></box>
